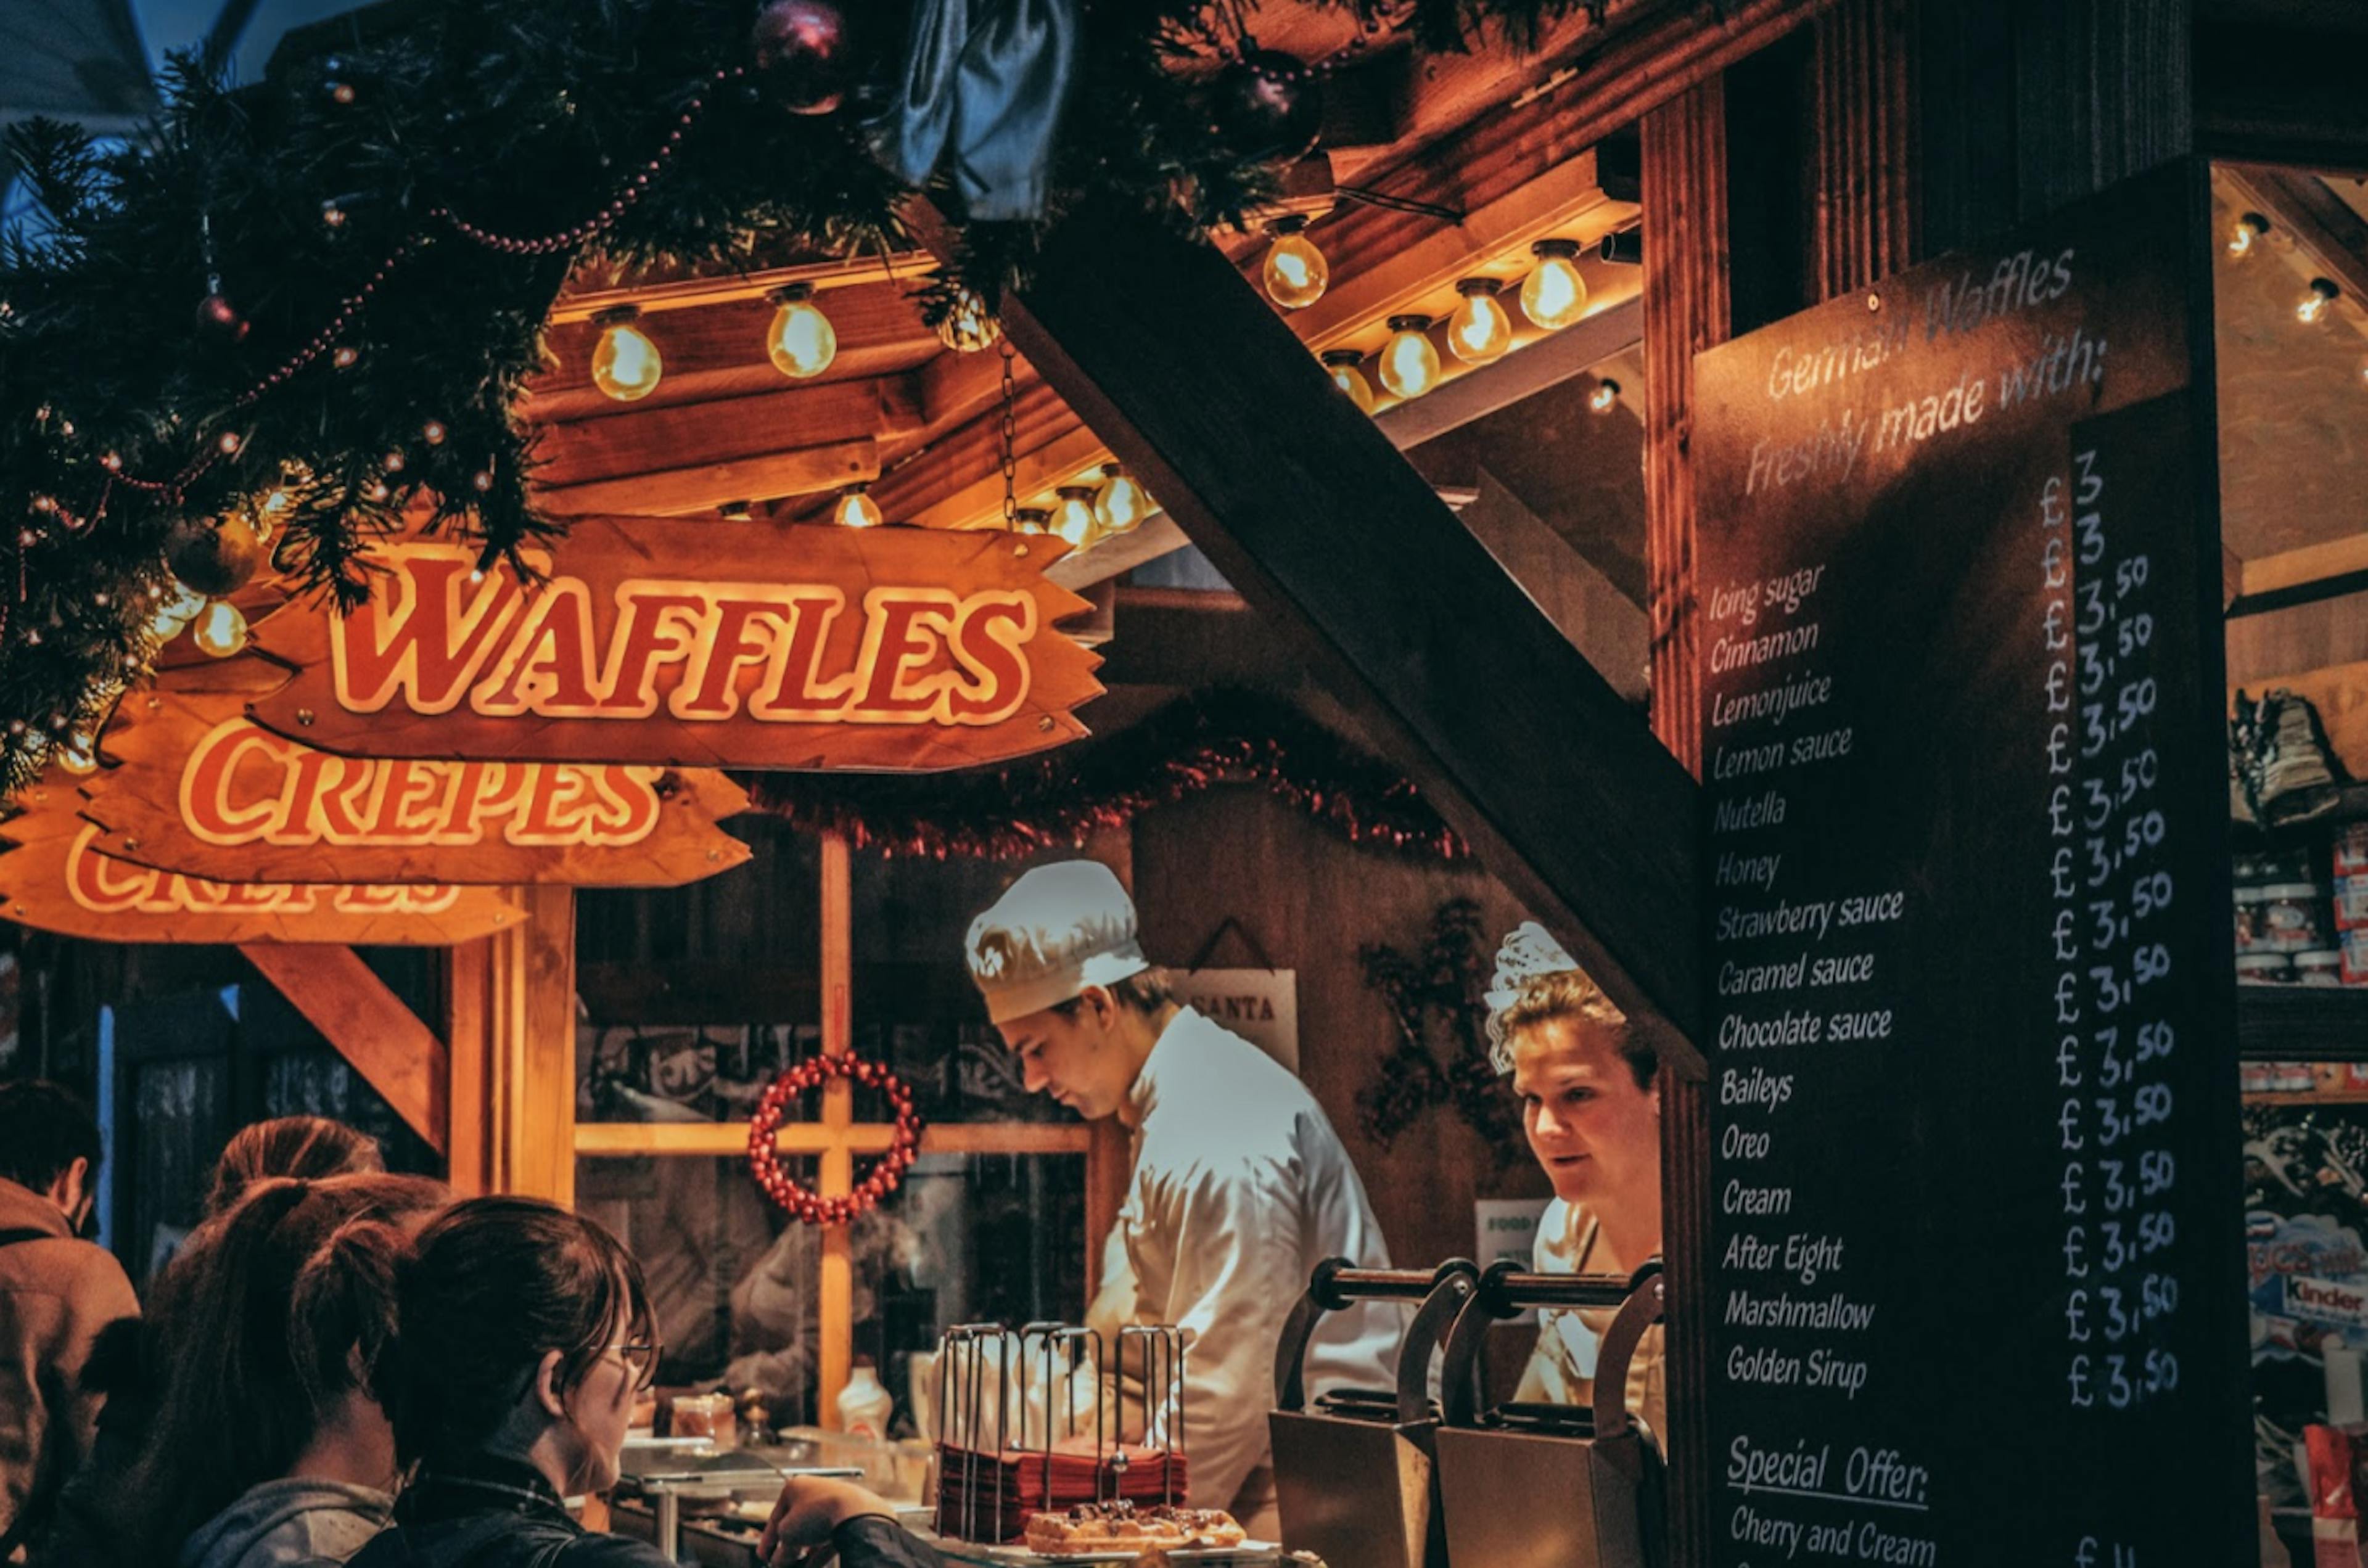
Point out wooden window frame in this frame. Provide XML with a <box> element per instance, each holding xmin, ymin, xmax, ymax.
<box><xmin>565</xmin><ymin>830</ymin><xmax>1108</xmax><ymax>1422</ymax></box>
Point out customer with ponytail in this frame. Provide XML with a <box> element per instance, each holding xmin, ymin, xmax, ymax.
<box><xmin>355</xmin><ymin>1197</ymin><xmax>937</xmax><ymax>1568</ymax></box>
<box><xmin>205</xmin><ymin>1118</ymin><xmax>384</xmax><ymax>1219</ymax></box>
<box><xmin>120</xmin><ymin>1173</ymin><xmax>448</xmax><ymax>1568</ymax></box>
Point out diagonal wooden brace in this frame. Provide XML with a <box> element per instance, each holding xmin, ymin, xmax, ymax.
<box><xmin>947</xmin><ymin>198</ymin><xmax>1704</xmax><ymax>1061</ymax></box>
<box><xmin>239</xmin><ymin>943</ymin><xmax>450</xmax><ymax>1154</ymax></box>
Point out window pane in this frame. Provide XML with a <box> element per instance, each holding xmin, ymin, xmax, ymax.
<box><xmin>577</xmin><ymin>819</ymin><xmax>823</xmax><ymax>1025</ymax></box>
<box><xmin>578</xmin><ymin>1022</ymin><xmax>825</xmax><ymax>1123</ymax></box>
<box><xmin>578</xmin><ymin>1152</ymin><xmax>1087</xmax><ymax>1431</ymax></box>
<box><xmin>850</xmin><ymin>849</ymin><xmax>1098</xmax><ymax>1123</ymax></box>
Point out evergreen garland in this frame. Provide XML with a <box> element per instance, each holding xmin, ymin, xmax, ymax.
<box><xmin>0</xmin><ymin>0</ymin><xmax>1601</xmax><ymax>794</ymax></box>
<box><xmin>740</xmin><ymin>685</ymin><xmax>1470</xmax><ymax>860</ymax></box>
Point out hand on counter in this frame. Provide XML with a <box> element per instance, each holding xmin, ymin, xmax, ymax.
<box><xmin>759</xmin><ymin>1476</ymin><xmax>898</xmax><ymax>1564</ymax></box>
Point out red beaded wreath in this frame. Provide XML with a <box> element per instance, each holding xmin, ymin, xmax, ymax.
<box><xmin>747</xmin><ymin>1055</ymin><xmax>924</xmax><ymax>1226</ymax></box>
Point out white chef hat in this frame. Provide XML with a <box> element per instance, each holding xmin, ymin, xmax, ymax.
<box><xmin>1484</xmin><ymin>920</ymin><xmax>1584</xmax><ymax>1074</ymax></box>
<box><xmin>964</xmin><ymin>861</ymin><xmax>1150</xmax><ymax>1025</ymax></box>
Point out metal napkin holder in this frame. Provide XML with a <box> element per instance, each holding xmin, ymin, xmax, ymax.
<box><xmin>1268</xmin><ymin>1258</ymin><xmax>1479</xmax><ymax>1568</ymax></box>
<box><xmin>1431</xmin><ymin>1259</ymin><xmax>1665</xmax><ymax>1568</ymax></box>
<box><xmin>934</xmin><ymin>1320</ymin><xmax>1188</xmax><ymax>1543</ymax></box>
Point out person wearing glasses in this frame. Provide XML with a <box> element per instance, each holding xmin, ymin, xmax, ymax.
<box><xmin>348</xmin><ymin>1197</ymin><xmax>938</xmax><ymax>1568</ymax></box>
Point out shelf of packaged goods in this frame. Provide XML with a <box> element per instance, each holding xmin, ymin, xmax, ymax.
<box><xmin>2237</xmin><ymin>985</ymin><xmax>2368</xmax><ymax>1061</ymax></box>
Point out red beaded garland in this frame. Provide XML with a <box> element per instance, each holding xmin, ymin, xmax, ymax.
<box><xmin>747</xmin><ymin>1054</ymin><xmax>923</xmax><ymax>1226</ymax></box>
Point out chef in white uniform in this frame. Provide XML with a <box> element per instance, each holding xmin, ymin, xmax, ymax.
<box><xmin>964</xmin><ymin>861</ymin><xmax>1399</xmax><ymax>1536</ymax></box>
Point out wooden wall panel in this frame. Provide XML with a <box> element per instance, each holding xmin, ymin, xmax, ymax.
<box><xmin>1130</xmin><ymin>784</ymin><xmax>1549</xmax><ymax>1286</ymax></box>
<box><xmin>1915</xmin><ymin>0</ymin><xmax>2192</xmax><ymax>257</ymax></box>
<box><xmin>1810</xmin><ymin>0</ymin><xmax>1916</xmax><ymax>296</ymax></box>
<box><xmin>1643</xmin><ymin>75</ymin><xmax>1733</xmax><ymax>1568</ymax></box>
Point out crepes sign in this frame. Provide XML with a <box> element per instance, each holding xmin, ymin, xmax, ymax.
<box><xmin>81</xmin><ymin>688</ymin><xmax>751</xmax><ymax>887</ymax></box>
<box><xmin>249</xmin><ymin>517</ymin><xmax>1103</xmax><ymax>771</ymax></box>
<box><xmin>0</xmin><ymin>790</ymin><xmax>519</xmax><ymax>944</ymax></box>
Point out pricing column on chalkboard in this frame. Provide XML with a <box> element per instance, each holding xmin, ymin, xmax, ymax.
<box><xmin>1691</xmin><ymin>160</ymin><xmax>2247</xmax><ymax>1566</ymax></box>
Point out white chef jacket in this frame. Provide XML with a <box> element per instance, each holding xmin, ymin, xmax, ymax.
<box><xmin>1092</xmin><ymin>1006</ymin><xmax>1400</xmax><ymax>1514</ymax></box>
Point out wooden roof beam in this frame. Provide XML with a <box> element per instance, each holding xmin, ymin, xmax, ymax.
<box><xmin>525</xmin><ymin>279</ymin><xmax>940</xmax><ymax>423</ymax></box>
<box><xmin>546</xmin><ymin>251</ymin><xmax>937</xmax><ymax>324</ymax></box>
<box><xmin>537</xmin><ymin>437</ymin><xmax>876</xmax><ymax>516</ymax></box>
<box><xmin>532</xmin><ymin>373</ymin><xmax>923</xmax><ymax>491</ymax></box>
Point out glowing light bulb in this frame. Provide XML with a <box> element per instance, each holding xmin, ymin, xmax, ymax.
<box><xmin>1093</xmin><ymin>463</ymin><xmax>1151</xmax><ymax>534</ymax></box>
<box><xmin>1519</xmin><ymin>240</ymin><xmax>1589</xmax><ymax>331</ymax></box>
<box><xmin>1378</xmin><ymin>316</ymin><xmax>1441</xmax><ymax>401</ymax></box>
<box><xmin>57</xmin><ymin>731</ymin><xmax>97</xmax><ymax>774</ymax></box>
<box><xmin>1261</xmin><ymin>216</ymin><xmax>1328</xmax><ymax>310</ymax></box>
<box><xmin>591</xmin><ymin>306</ymin><xmax>664</xmax><ymax>401</ymax></box>
<box><xmin>1011</xmin><ymin>507</ymin><xmax>1051</xmax><ymax>535</ymax></box>
<box><xmin>1051</xmin><ymin>486</ymin><xmax>1101</xmax><ymax>548</ymax></box>
<box><xmin>2299</xmin><ymin>278</ymin><xmax>2341</xmax><ymax>326</ymax></box>
<box><xmin>1321</xmin><ymin>349</ymin><xmax>1376</xmax><ymax>414</ymax></box>
<box><xmin>767</xmin><ymin>283</ymin><xmax>837</xmax><ymax>379</ymax></box>
<box><xmin>934</xmin><ymin>288</ymin><xmax>1001</xmax><ymax>353</ymax></box>
<box><xmin>1588</xmin><ymin>378</ymin><xmax>1622</xmax><ymax>414</ymax></box>
<box><xmin>193</xmin><ymin>599</ymin><xmax>249</xmax><ymax>659</ymax></box>
<box><xmin>833</xmin><ymin>486</ymin><xmax>883</xmax><ymax>528</ymax></box>
<box><xmin>2227</xmin><ymin>211</ymin><xmax>2271</xmax><ymax>260</ymax></box>
<box><xmin>149</xmin><ymin>577</ymin><xmax>207</xmax><ymax>639</ymax></box>
<box><xmin>1446</xmin><ymin>278</ymin><xmax>1513</xmax><ymax>365</ymax></box>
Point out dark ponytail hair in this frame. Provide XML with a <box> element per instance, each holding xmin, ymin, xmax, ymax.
<box><xmin>380</xmin><ymin>1197</ymin><xmax>655</xmax><ymax>1469</ymax></box>
<box><xmin>207</xmin><ymin>1115</ymin><xmax>384</xmax><ymax>1217</ymax></box>
<box><xmin>125</xmin><ymin>1173</ymin><xmax>448</xmax><ymax>1559</ymax></box>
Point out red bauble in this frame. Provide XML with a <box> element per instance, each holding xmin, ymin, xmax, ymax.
<box><xmin>750</xmin><ymin>0</ymin><xmax>855</xmax><ymax>115</ymax></box>
<box><xmin>1211</xmin><ymin>49</ymin><xmax>1325</xmax><ymax>163</ymax></box>
<box><xmin>746</xmin><ymin>1054</ymin><xmax>925</xmax><ymax>1226</ymax></box>
<box><xmin>194</xmin><ymin>292</ymin><xmax>250</xmax><ymax>345</ymax></box>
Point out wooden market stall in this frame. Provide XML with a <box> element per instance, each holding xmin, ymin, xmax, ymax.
<box><xmin>14</xmin><ymin>0</ymin><xmax>2368</xmax><ymax>1564</ymax></box>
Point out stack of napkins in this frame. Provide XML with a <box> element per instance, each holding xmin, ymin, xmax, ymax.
<box><xmin>932</xmin><ymin>1443</ymin><xmax>1190</xmax><ymax>1543</ymax></box>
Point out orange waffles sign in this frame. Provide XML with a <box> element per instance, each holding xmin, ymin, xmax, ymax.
<box><xmin>80</xmin><ymin>689</ymin><xmax>750</xmax><ymax>886</ymax></box>
<box><xmin>248</xmin><ymin>518</ymin><xmax>1103</xmax><ymax>771</ymax></box>
<box><xmin>0</xmin><ymin>790</ymin><xmax>519</xmax><ymax>944</ymax></box>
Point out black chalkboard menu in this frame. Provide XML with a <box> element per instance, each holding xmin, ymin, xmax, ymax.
<box><xmin>1693</xmin><ymin>160</ymin><xmax>2250</xmax><ymax>1564</ymax></box>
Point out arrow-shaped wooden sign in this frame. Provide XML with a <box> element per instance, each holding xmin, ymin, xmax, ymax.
<box><xmin>81</xmin><ymin>686</ymin><xmax>752</xmax><ymax>887</ymax></box>
<box><xmin>0</xmin><ymin>785</ymin><xmax>521</xmax><ymax>945</ymax></box>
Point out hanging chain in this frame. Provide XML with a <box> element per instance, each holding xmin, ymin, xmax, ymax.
<box><xmin>998</xmin><ymin>337</ymin><xmax>1019</xmax><ymax>529</ymax></box>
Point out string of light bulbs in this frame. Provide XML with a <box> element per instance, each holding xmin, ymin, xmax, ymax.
<box><xmin>1276</xmin><ymin>220</ymin><xmax>1628</xmax><ymax>410</ymax></box>
<box><xmin>2222</xmin><ymin>206</ymin><xmax>2360</xmax><ymax>337</ymax></box>
<box><xmin>588</xmin><ymin>276</ymin><xmax>1005</xmax><ymax>404</ymax></box>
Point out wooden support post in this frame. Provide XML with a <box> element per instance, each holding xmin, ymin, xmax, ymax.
<box><xmin>240</xmin><ymin>943</ymin><xmax>450</xmax><ymax>1155</ymax></box>
<box><xmin>974</xmin><ymin>201</ymin><xmax>1704</xmax><ymax>1059</ymax></box>
<box><xmin>445</xmin><ymin>937</ymin><xmax>493</xmax><ymax>1195</ymax></box>
<box><xmin>1642</xmin><ymin>75</ymin><xmax>1735</xmax><ymax>1568</ymax></box>
<box><xmin>1082</xmin><ymin>826</ymin><xmax>1136</xmax><ymax>1299</ymax></box>
<box><xmin>489</xmin><ymin>886</ymin><xmax>578</xmax><ymax>1202</ymax></box>
<box><xmin>818</xmin><ymin>832</ymin><xmax>853</xmax><ymax>1427</ymax></box>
